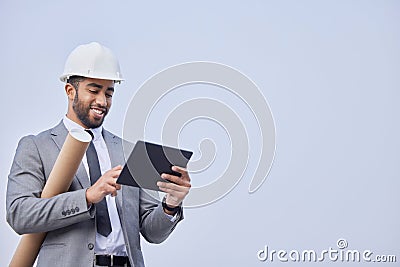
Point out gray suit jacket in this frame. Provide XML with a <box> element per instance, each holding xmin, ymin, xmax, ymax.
<box><xmin>6</xmin><ymin>121</ymin><xmax>183</xmax><ymax>267</ymax></box>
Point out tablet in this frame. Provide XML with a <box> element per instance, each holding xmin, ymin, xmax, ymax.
<box><xmin>117</xmin><ymin>140</ymin><xmax>193</xmax><ymax>191</ymax></box>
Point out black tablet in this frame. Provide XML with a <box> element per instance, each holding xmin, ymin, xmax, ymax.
<box><xmin>117</xmin><ymin>140</ymin><xmax>193</xmax><ymax>191</ymax></box>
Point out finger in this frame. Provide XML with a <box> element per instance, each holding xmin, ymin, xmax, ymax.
<box><xmin>105</xmin><ymin>176</ymin><xmax>117</xmax><ymax>186</ymax></box>
<box><xmin>157</xmin><ymin>185</ymin><xmax>179</xmax><ymax>195</ymax></box>
<box><xmin>106</xmin><ymin>184</ymin><xmax>118</xmax><ymax>196</ymax></box>
<box><xmin>157</xmin><ymin>181</ymin><xmax>190</xmax><ymax>193</ymax></box>
<box><xmin>111</xmin><ymin>178</ymin><xmax>121</xmax><ymax>190</ymax></box>
<box><xmin>102</xmin><ymin>170</ymin><xmax>121</xmax><ymax>180</ymax></box>
<box><xmin>112</xmin><ymin>165</ymin><xmax>123</xmax><ymax>171</ymax></box>
<box><xmin>158</xmin><ymin>186</ymin><xmax>174</xmax><ymax>195</ymax></box>
<box><xmin>161</xmin><ymin>173</ymin><xmax>191</xmax><ymax>187</ymax></box>
<box><xmin>172</xmin><ymin>166</ymin><xmax>191</xmax><ymax>182</ymax></box>
<box><xmin>157</xmin><ymin>186</ymin><xmax>188</xmax><ymax>202</ymax></box>
<box><xmin>109</xmin><ymin>169</ymin><xmax>122</xmax><ymax>178</ymax></box>
<box><xmin>107</xmin><ymin>180</ymin><xmax>121</xmax><ymax>191</ymax></box>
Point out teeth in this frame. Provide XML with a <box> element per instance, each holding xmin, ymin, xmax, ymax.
<box><xmin>92</xmin><ymin>108</ymin><xmax>103</xmax><ymax>115</ymax></box>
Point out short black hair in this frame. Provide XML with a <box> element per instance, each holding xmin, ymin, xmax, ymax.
<box><xmin>66</xmin><ymin>76</ymin><xmax>86</xmax><ymax>90</ymax></box>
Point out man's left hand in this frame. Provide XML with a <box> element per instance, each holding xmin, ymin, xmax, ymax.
<box><xmin>157</xmin><ymin>166</ymin><xmax>191</xmax><ymax>214</ymax></box>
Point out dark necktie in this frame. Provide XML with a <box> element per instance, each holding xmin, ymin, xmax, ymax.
<box><xmin>86</xmin><ymin>141</ymin><xmax>112</xmax><ymax>237</ymax></box>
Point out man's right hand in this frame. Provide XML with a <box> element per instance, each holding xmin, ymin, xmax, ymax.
<box><xmin>85</xmin><ymin>165</ymin><xmax>122</xmax><ymax>205</ymax></box>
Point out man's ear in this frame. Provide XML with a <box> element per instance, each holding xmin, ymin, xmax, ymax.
<box><xmin>65</xmin><ymin>83</ymin><xmax>76</xmax><ymax>101</ymax></box>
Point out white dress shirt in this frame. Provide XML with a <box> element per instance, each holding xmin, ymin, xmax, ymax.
<box><xmin>63</xmin><ymin>116</ymin><xmax>127</xmax><ymax>256</ymax></box>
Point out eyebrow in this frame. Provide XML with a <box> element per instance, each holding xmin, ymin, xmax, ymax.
<box><xmin>87</xmin><ymin>83</ymin><xmax>103</xmax><ymax>89</ymax></box>
<box><xmin>87</xmin><ymin>83</ymin><xmax>114</xmax><ymax>92</ymax></box>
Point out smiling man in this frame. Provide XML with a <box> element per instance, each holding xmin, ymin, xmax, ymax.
<box><xmin>69</xmin><ymin>78</ymin><xmax>114</xmax><ymax>128</ymax></box>
<box><xmin>6</xmin><ymin>42</ymin><xmax>191</xmax><ymax>267</ymax></box>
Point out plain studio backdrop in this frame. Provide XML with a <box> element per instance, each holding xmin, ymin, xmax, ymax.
<box><xmin>0</xmin><ymin>1</ymin><xmax>399</xmax><ymax>266</ymax></box>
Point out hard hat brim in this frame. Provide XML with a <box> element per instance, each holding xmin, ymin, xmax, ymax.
<box><xmin>60</xmin><ymin>73</ymin><xmax>124</xmax><ymax>83</ymax></box>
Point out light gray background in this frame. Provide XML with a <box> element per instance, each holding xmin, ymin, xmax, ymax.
<box><xmin>1</xmin><ymin>1</ymin><xmax>399</xmax><ymax>266</ymax></box>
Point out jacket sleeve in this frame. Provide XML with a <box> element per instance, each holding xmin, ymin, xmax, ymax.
<box><xmin>6</xmin><ymin>135</ymin><xmax>94</xmax><ymax>235</ymax></box>
<box><xmin>138</xmin><ymin>188</ymin><xmax>184</xmax><ymax>244</ymax></box>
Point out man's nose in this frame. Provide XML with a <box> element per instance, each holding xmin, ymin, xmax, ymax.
<box><xmin>95</xmin><ymin>93</ymin><xmax>107</xmax><ymax>106</ymax></box>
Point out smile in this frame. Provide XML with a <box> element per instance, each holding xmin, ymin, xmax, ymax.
<box><xmin>90</xmin><ymin>107</ymin><xmax>106</xmax><ymax>118</ymax></box>
<box><xmin>91</xmin><ymin>108</ymin><xmax>104</xmax><ymax>115</ymax></box>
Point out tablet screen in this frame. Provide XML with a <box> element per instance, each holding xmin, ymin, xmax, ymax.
<box><xmin>117</xmin><ymin>141</ymin><xmax>193</xmax><ymax>191</ymax></box>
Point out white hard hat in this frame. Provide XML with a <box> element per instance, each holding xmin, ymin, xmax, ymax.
<box><xmin>60</xmin><ymin>42</ymin><xmax>124</xmax><ymax>83</ymax></box>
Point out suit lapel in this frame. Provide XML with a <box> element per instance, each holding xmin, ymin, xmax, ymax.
<box><xmin>50</xmin><ymin>121</ymin><xmax>90</xmax><ymax>189</ymax></box>
<box><xmin>103</xmin><ymin>130</ymin><xmax>124</xmax><ymax>167</ymax></box>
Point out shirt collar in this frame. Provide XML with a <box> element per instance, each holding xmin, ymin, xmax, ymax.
<box><xmin>62</xmin><ymin>115</ymin><xmax>103</xmax><ymax>141</ymax></box>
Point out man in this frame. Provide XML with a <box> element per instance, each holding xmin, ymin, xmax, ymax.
<box><xmin>6</xmin><ymin>42</ymin><xmax>191</xmax><ymax>267</ymax></box>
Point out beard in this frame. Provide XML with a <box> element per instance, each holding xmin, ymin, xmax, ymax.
<box><xmin>72</xmin><ymin>90</ymin><xmax>108</xmax><ymax>129</ymax></box>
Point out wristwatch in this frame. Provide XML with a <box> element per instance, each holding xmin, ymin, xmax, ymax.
<box><xmin>162</xmin><ymin>196</ymin><xmax>181</xmax><ymax>213</ymax></box>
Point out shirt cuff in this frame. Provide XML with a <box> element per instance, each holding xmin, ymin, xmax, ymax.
<box><xmin>164</xmin><ymin>211</ymin><xmax>178</xmax><ymax>222</ymax></box>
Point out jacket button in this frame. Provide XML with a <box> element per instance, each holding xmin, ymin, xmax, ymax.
<box><xmin>71</xmin><ymin>209</ymin><xmax>75</xmax><ymax>214</ymax></box>
<box><xmin>62</xmin><ymin>211</ymin><xmax>66</xmax><ymax>216</ymax></box>
<box><xmin>75</xmin><ymin>207</ymin><xmax>80</xmax><ymax>212</ymax></box>
<box><xmin>66</xmin><ymin>210</ymin><xmax>71</xmax><ymax>215</ymax></box>
<box><xmin>88</xmin><ymin>243</ymin><xmax>94</xmax><ymax>250</ymax></box>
